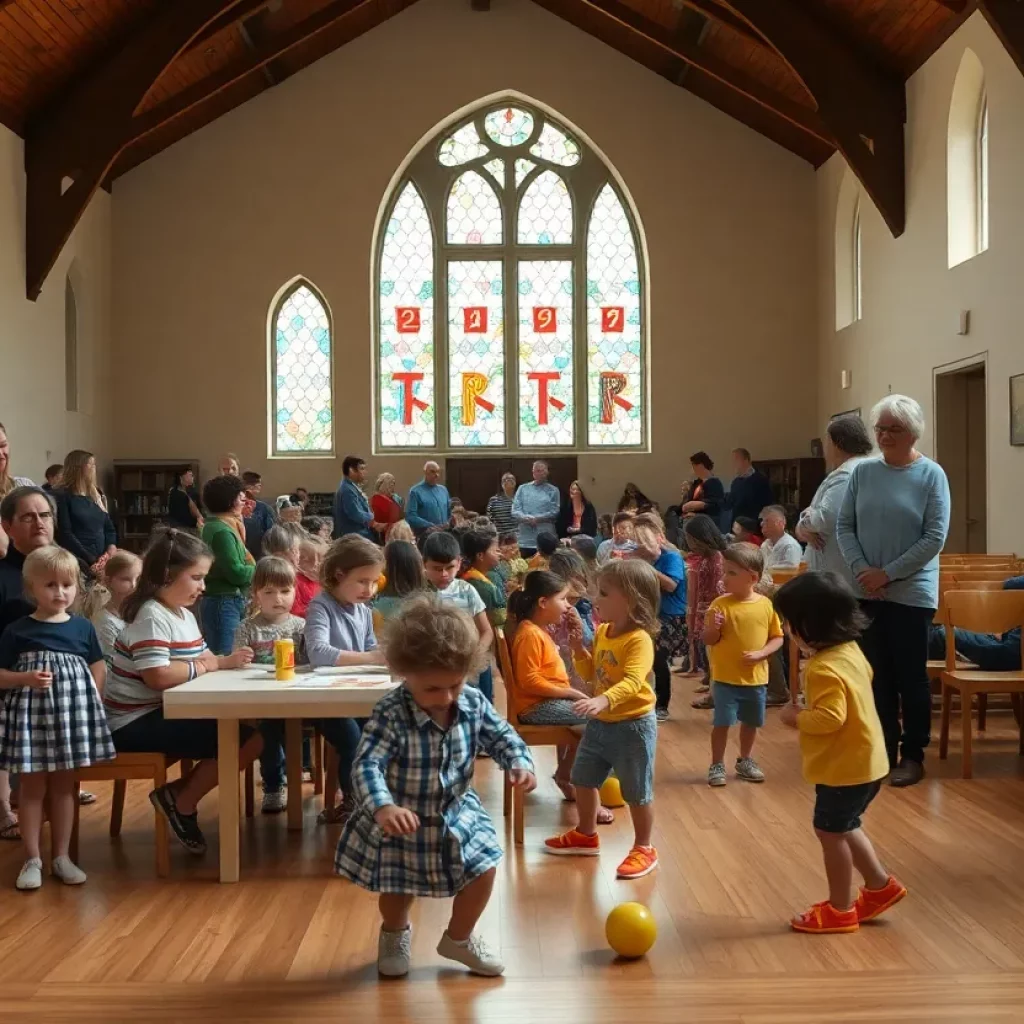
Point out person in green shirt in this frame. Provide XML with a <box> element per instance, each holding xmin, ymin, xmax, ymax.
<box><xmin>461</xmin><ymin>530</ymin><xmax>506</xmax><ymax>628</ymax></box>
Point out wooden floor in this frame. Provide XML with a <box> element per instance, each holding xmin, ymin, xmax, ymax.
<box><xmin>3</xmin><ymin>686</ymin><xmax>1024</xmax><ymax>1023</ymax></box>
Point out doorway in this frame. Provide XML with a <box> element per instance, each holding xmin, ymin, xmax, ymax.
<box><xmin>935</xmin><ymin>361</ymin><xmax>987</xmax><ymax>553</ymax></box>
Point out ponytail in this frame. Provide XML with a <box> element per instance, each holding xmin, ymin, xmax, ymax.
<box><xmin>506</xmin><ymin>569</ymin><xmax>565</xmax><ymax>622</ymax></box>
<box><xmin>122</xmin><ymin>527</ymin><xmax>211</xmax><ymax>623</ymax></box>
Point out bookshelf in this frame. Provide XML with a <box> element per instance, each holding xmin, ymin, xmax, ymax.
<box><xmin>752</xmin><ymin>457</ymin><xmax>826</xmax><ymax>518</ymax></box>
<box><xmin>114</xmin><ymin>459</ymin><xmax>200</xmax><ymax>553</ymax></box>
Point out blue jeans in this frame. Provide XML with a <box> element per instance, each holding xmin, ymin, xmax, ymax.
<box><xmin>259</xmin><ymin>719</ymin><xmax>364</xmax><ymax>793</ymax></box>
<box><xmin>201</xmin><ymin>594</ymin><xmax>246</xmax><ymax>656</ymax></box>
<box><xmin>928</xmin><ymin>624</ymin><xmax>1021</xmax><ymax>671</ymax></box>
<box><xmin>474</xmin><ymin>666</ymin><xmax>494</xmax><ymax>702</ymax></box>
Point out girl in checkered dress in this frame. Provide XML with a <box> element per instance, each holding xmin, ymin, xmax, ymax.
<box><xmin>335</xmin><ymin>594</ymin><xmax>536</xmax><ymax>979</ymax></box>
<box><xmin>0</xmin><ymin>546</ymin><xmax>114</xmax><ymax>891</ymax></box>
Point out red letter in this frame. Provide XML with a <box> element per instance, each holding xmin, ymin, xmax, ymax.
<box><xmin>392</xmin><ymin>372</ymin><xmax>429</xmax><ymax>425</ymax></box>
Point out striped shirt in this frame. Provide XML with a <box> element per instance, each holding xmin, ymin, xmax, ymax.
<box><xmin>105</xmin><ymin>599</ymin><xmax>207</xmax><ymax>731</ymax></box>
<box><xmin>485</xmin><ymin>493</ymin><xmax>517</xmax><ymax>537</ymax></box>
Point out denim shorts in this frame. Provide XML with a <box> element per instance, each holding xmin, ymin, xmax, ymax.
<box><xmin>711</xmin><ymin>682</ymin><xmax>767</xmax><ymax>728</ymax></box>
<box><xmin>813</xmin><ymin>780</ymin><xmax>882</xmax><ymax>834</ymax></box>
<box><xmin>570</xmin><ymin>712</ymin><xmax>657</xmax><ymax>805</ymax></box>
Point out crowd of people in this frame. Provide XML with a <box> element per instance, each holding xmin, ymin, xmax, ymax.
<box><xmin>0</xmin><ymin>392</ymin><xmax>961</xmax><ymax>969</ymax></box>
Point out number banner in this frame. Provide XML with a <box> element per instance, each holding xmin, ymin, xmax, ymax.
<box><xmin>601</xmin><ymin>306</ymin><xmax>624</xmax><ymax>333</ymax></box>
<box><xmin>533</xmin><ymin>307</ymin><xmax>557</xmax><ymax>333</ymax></box>
<box><xmin>463</xmin><ymin>307</ymin><xmax>488</xmax><ymax>333</ymax></box>
<box><xmin>395</xmin><ymin>307</ymin><xmax>421</xmax><ymax>334</ymax></box>
<box><xmin>392</xmin><ymin>372</ymin><xmax>429</xmax><ymax>425</ymax></box>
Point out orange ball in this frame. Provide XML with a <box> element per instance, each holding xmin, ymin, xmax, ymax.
<box><xmin>605</xmin><ymin>902</ymin><xmax>657</xmax><ymax>959</ymax></box>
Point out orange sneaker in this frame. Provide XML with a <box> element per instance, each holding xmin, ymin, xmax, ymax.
<box><xmin>544</xmin><ymin>828</ymin><xmax>600</xmax><ymax>856</ymax></box>
<box><xmin>855</xmin><ymin>876</ymin><xmax>907</xmax><ymax>922</ymax></box>
<box><xmin>616</xmin><ymin>845</ymin><xmax>659</xmax><ymax>879</ymax></box>
<box><xmin>791</xmin><ymin>900</ymin><xmax>859</xmax><ymax>934</ymax></box>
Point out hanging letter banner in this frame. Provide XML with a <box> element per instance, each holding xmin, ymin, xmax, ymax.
<box><xmin>527</xmin><ymin>371</ymin><xmax>565</xmax><ymax>425</ymax></box>
<box><xmin>599</xmin><ymin>371</ymin><xmax>633</xmax><ymax>424</ymax></box>
<box><xmin>461</xmin><ymin>372</ymin><xmax>494</xmax><ymax>426</ymax></box>
<box><xmin>392</xmin><ymin>372</ymin><xmax>429</xmax><ymax>425</ymax></box>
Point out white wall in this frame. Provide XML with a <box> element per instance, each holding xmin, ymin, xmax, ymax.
<box><xmin>110</xmin><ymin>0</ymin><xmax>818</xmax><ymax>511</ymax></box>
<box><xmin>816</xmin><ymin>11</ymin><xmax>1024</xmax><ymax>554</ymax></box>
<box><xmin>0</xmin><ymin>124</ymin><xmax>113</xmax><ymax>482</ymax></box>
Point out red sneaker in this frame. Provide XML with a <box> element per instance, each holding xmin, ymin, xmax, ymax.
<box><xmin>855</xmin><ymin>876</ymin><xmax>907</xmax><ymax>922</ymax></box>
<box><xmin>616</xmin><ymin>845</ymin><xmax>659</xmax><ymax>879</ymax></box>
<box><xmin>791</xmin><ymin>900</ymin><xmax>859</xmax><ymax>934</ymax></box>
<box><xmin>543</xmin><ymin>828</ymin><xmax>600</xmax><ymax>856</ymax></box>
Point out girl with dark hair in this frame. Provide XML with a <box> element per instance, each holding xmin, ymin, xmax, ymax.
<box><xmin>683</xmin><ymin>514</ymin><xmax>727</xmax><ymax>709</ymax></box>
<box><xmin>373</xmin><ymin>541</ymin><xmax>426</xmax><ymax>624</ymax></box>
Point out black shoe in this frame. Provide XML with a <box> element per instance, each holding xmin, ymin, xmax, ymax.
<box><xmin>655</xmin><ymin>707</ymin><xmax>670</xmax><ymax>723</ymax></box>
<box><xmin>889</xmin><ymin>758</ymin><xmax>925</xmax><ymax>788</ymax></box>
<box><xmin>150</xmin><ymin>784</ymin><xmax>206</xmax><ymax>855</ymax></box>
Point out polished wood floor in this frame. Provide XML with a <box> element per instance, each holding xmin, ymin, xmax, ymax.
<box><xmin>3</xmin><ymin>682</ymin><xmax>1024</xmax><ymax>1023</ymax></box>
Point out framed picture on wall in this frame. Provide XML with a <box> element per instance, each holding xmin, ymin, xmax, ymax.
<box><xmin>830</xmin><ymin>408</ymin><xmax>862</xmax><ymax>421</ymax></box>
<box><xmin>1011</xmin><ymin>374</ymin><xmax>1024</xmax><ymax>445</ymax></box>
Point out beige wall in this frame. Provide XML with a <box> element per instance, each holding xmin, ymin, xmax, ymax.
<box><xmin>0</xmin><ymin>124</ymin><xmax>113</xmax><ymax>483</ymax></box>
<box><xmin>816</xmin><ymin>10</ymin><xmax>1024</xmax><ymax>554</ymax></box>
<box><xmin>110</xmin><ymin>0</ymin><xmax>818</xmax><ymax>511</ymax></box>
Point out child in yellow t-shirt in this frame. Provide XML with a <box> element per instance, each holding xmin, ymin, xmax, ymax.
<box><xmin>544</xmin><ymin>559</ymin><xmax>661</xmax><ymax>881</ymax></box>
<box><xmin>775</xmin><ymin>572</ymin><xmax>906</xmax><ymax>935</ymax></box>
<box><xmin>703</xmin><ymin>543</ymin><xmax>784</xmax><ymax>787</ymax></box>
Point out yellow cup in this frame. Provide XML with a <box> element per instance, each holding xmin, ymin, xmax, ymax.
<box><xmin>274</xmin><ymin>638</ymin><xmax>295</xmax><ymax>681</ymax></box>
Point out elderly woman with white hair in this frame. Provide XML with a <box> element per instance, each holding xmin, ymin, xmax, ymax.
<box><xmin>837</xmin><ymin>394</ymin><xmax>950</xmax><ymax>788</ymax></box>
<box><xmin>369</xmin><ymin>471</ymin><xmax>403</xmax><ymax>539</ymax></box>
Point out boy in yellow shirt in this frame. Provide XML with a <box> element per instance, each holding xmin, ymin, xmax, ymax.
<box><xmin>703</xmin><ymin>543</ymin><xmax>784</xmax><ymax>786</ymax></box>
<box><xmin>776</xmin><ymin>572</ymin><xmax>906</xmax><ymax>934</ymax></box>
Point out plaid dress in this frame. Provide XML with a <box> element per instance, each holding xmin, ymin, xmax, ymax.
<box><xmin>0</xmin><ymin>614</ymin><xmax>115</xmax><ymax>773</ymax></box>
<box><xmin>335</xmin><ymin>685</ymin><xmax>533</xmax><ymax>897</ymax></box>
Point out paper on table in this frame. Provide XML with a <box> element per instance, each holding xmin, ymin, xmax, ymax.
<box><xmin>312</xmin><ymin>665</ymin><xmax>390</xmax><ymax>676</ymax></box>
<box><xmin>288</xmin><ymin>674</ymin><xmax>393</xmax><ymax>689</ymax></box>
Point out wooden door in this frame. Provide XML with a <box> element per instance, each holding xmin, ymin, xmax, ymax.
<box><xmin>445</xmin><ymin>457</ymin><xmax>577</xmax><ymax>518</ymax></box>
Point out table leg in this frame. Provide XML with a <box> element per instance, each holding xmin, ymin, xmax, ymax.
<box><xmin>286</xmin><ymin>719</ymin><xmax>303</xmax><ymax>832</ymax></box>
<box><xmin>218</xmin><ymin>718</ymin><xmax>240</xmax><ymax>883</ymax></box>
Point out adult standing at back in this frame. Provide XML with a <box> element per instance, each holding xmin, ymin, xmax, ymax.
<box><xmin>406</xmin><ymin>461</ymin><xmax>451</xmax><ymax>536</ymax></box>
<box><xmin>837</xmin><ymin>394</ymin><xmax>950</xmax><ymax>788</ymax></box>
<box><xmin>486</xmin><ymin>472</ymin><xmax>518</xmax><ymax>538</ymax></box>
<box><xmin>727</xmin><ymin>448</ymin><xmax>775</xmax><ymax>522</ymax></box>
<box><xmin>512</xmin><ymin>461</ymin><xmax>560</xmax><ymax>558</ymax></box>
<box><xmin>0</xmin><ymin>422</ymin><xmax>34</xmax><ymax>560</ymax></box>
<box><xmin>369</xmin><ymin>472</ymin><xmax>404</xmax><ymax>539</ymax></box>
<box><xmin>680</xmin><ymin>452</ymin><xmax>724</xmax><ymax>521</ymax></box>
<box><xmin>334</xmin><ymin>456</ymin><xmax>377</xmax><ymax>539</ymax></box>
<box><xmin>167</xmin><ymin>468</ymin><xmax>203</xmax><ymax>533</ymax></box>
<box><xmin>53</xmin><ymin>449</ymin><xmax>117</xmax><ymax>576</ymax></box>
<box><xmin>796</xmin><ymin>414</ymin><xmax>873</xmax><ymax>578</ymax></box>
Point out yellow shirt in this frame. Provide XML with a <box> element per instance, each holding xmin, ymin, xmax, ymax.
<box><xmin>706</xmin><ymin>594</ymin><xmax>783</xmax><ymax>686</ymax></box>
<box><xmin>573</xmin><ymin>623</ymin><xmax>655</xmax><ymax>723</ymax></box>
<box><xmin>797</xmin><ymin>642</ymin><xmax>889</xmax><ymax>787</ymax></box>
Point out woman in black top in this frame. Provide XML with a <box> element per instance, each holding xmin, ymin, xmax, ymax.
<box><xmin>53</xmin><ymin>450</ymin><xmax>117</xmax><ymax>575</ymax></box>
<box><xmin>681</xmin><ymin>451</ymin><xmax>725</xmax><ymax>521</ymax></box>
<box><xmin>556</xmin><ymin>479</ymin><xmax>598</xmax><ymax>539</ymax></box>
<box><xmin>167</xmin><ymin>468</ymin><xmax>203</xmax><ymax>532</ymax></box>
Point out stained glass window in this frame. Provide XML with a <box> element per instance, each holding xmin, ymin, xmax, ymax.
<box><xmin>270</xmin><ymin>280</ymin><xmax>333</xmax><ymax>454</ymax></box>
<box><xmin>374</xmin><ymin>100</ymin><xmax>646</xmax><ymax>452</ymax></box>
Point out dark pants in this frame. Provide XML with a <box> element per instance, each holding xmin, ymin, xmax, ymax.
<box><xmin>258</xmin><ymin>717</ymin><xmax>365</xmax><ymax>795</ymax></box>
<box><xmin>928</xmin><ymin>624</ymin><xmax>1021</xmax><ymax>671</ymax></box>
<box><xmin>858</xmin><ymin>601</ymin><xmax>935</xmax><ymax>766</ymax></box>
<box><xmin>201</xmin><ymin>593</ymin><xmax>246</xmax><ymax>656</ymax></box>
<box><xmin>654</xmin><ymin>614</ymin><xmax>687</xmax><ymax>710</ymax></box>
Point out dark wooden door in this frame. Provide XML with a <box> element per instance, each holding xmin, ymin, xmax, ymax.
<box><xmin>445</xmin><ymin>457</ymin><xmax>577</xmax><ymax>518</ymax></box>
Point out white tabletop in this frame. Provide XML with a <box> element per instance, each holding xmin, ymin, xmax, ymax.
<box><xmin>162</xmin><ymin>666</ymin><xmax>398</xmax><ymax>720</ymax></box>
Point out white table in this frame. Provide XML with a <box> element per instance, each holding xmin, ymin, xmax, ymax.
<box><xmin>163</xmin><ymin>667</ymin><xmax>396</xmax><ymax>882</ymax></box>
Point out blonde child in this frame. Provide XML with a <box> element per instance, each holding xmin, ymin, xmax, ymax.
<box><xmin>703</xmin><ymin>543</ymin><xmax>784</xmax><ymax>787</ymax></box>
<box><xmin>776</xmin><ymin>572</ymin><xmax>905</xmax><ymax>934</ymax></box>
<box><xmin>545</xmin><ymin>559</ymin><xmax>661</xmax><ymax>880</ymax></box>
<box><xmin>335</xmin><ymin>594</ymin><xmax>536</xmax><ymax>978</ymax></box>
<box><xmin>386</xmin><ymin>520</ymin><xmax>415</xmax><ymax>546</ymax></box>
<box><xmin>87</xmin><ymin>550</ymin><xmax>142</xmax><ymax>664</ymax></box>
<box><xmin>305</xmin><ymin>535</ymin><xmax>386</xmax><ymax>824</ymax></box>
<box><xmin>0</xmin><ymin>546</ymin><xmax>114</xmax><ymax>889</ymax></box>
<box><xmin>107</xmin><ymin>529</ymin><xmax>259</xmax><ymax>855</ymax></box>
<box><xmin>293</xmin><ymin>533</ymin><xmax>324</xmax><ymax>618</ymax></box>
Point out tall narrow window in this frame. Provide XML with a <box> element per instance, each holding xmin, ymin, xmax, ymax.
<box><xmin>374</xmin><ymin>98</ymin><xmax>647</xmax><ymax>453</ymax></box>
<box><xmin>947</xmin><ymin>48</ymin><xmax>987</xmax><ymax>267</ymax></box>
<box><xmin>977</xmin><ymin>94</ymin><xmax>989</xmax><ymax>253</ymax></box>
<box><xmin>64</xmin><ymin>275</ymin><xmax>78</xmax><ymax>413</ymax></box>
<box><xmin>853</xmin><ymin>202</ymin><xmax>862</xmax><ymax>323</ymax></box>
<box><xmin>269</xmin><ymin>279</ymin><xmax>333</xmax><ymax>455</ymax></box>
<box><xmin>834</xmin><ymin>171</ymin><xmax>860</xmax><ymax>331</ymax></box>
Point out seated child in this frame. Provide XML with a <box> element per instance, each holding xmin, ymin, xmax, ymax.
<box><xmin>492</xmin><ymin>532</ymin><xmax>528</xmax><ymax>595</ymax></box>
<box><xmin>702</xmin><ymin>543</ymin><xmax>784</xmax><ymax>787</ymax></box>
<box><xmin>373</xmin><ymin>540</ymin><xmax>426</xmax><ymax>626</ymax></box>
<box><xmin>596</xmin><ymin>512</ymin><xmax>636</xmax><ymax>564</ymax></box>
<box><xmin>732</xmin><ymin>516</ymin><xmax>764</xmax><ymax>547</ymax></box>
<box><xmin>461</xmin><ymin>530</ymin><xmax>506</xmax><ymax>628</ymax></box>
<box><xmin>596</xmin><ymin>513</ymin><xmax>613</xmax><ymax>544</ymax></box>
<box><xmin>776</xmin><ymin>572</ymin><xmax>905</xmax><ymax>934</ymax></box>
<box><xmin>386</xmin><ymin>520</ymin><xmax>416</xmax><ymax>546</ymax></box>
<box><xmin>335</xmin><ymin>595</ymin><xmax>536</xmax><ymax>978</ymax></box>
<box><xmin>88</xmin><ymin>550</ymin><xmax>142</xmax><ymax>666</ymax></box>
<box><xmin>528</xmin><ymin>530</ymin><xmax>559</xmax><ymax>571</ymax></box>
<box><xmin>293</xmin><ymin>533</ymin><xmax>324</xmax><ymax>618</ymax></box>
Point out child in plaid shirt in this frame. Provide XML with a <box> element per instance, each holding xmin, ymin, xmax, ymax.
<box><xmin>335</xmin><ymin>595</ymin><xmax>536</xmax><ymax>979</ymax></box>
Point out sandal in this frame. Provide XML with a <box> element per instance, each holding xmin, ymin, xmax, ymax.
<box><xmin>553</xmin><ymin>775</ymin><xmax>576</xmax><ymax>802</ymax></box>
<box><xmin>317</xmin><ymin>794</ymin><xmax>356</xmax><ymax>826</ymax></box>
<box><xmin>0</xmin><ymin>816</ymin><xmax>20</xmax><ymax>841</ymax></box>
<box><xmin>596</xmin><ymin>806</ymin><xmax>615</xmax><ymax>825</ymax></box>
<box><xmin>691</xmin><ymin>693</ymin><xmax>714</xmax><ymax>710</ymax></box>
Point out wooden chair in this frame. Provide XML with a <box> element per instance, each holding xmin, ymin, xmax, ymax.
<box><xmin>766</xmin><ymin>565</ymin><xmax>805</xmax><ymax>700</ymax></box>
<box><xmin>495</xmin><ymin>628</ymin><xmax>578</xmax><ymax>845</ymax></box>
<box><xmin>938</xmin><ymin>590</ymin><xmax>1024</xmax><ymax>778</ymax></box>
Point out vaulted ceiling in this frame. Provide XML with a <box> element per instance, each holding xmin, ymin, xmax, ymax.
<box><xmin>2</xmin><ymin>0</ymin><xmax>1022</xmax><ymax>300</ymax></box>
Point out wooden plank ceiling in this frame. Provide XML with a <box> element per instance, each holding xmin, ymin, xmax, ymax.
<box><xmin>0</xmin><ymin>0</ymin><xmax>970</xmax><ymax>179</ymax></box>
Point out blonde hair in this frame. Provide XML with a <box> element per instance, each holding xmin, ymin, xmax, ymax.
<box><xmin>254</xmin><ymin>555</ymin><xmax>297</xmax><ymax>591</ymax></box>
<box><xmin>298</xmin><ymin>532</ymin><xmax>326</xmax><ymax>560</ymax></box>
<box><xmin>383</xmin><ymin>593</ymin><xmax>485</xmax><ymax>677</ymax></box>
<box><xmin>632</xmin><ymin>510</ymin><xmax>666</xmax><ymax>553</ymax></box>
<box><xmin>320</xmin><ymin>535</ymin><xmax>384</xmax><ymax>588</ymax></box>
<box><xmin>374</xmin><ymin>472</ymin><xmax>396</xmax><ymax>494</ymax></box>
<box><xmin>23</xmin><ymin>545</ymin><xmax>81</xmax><ymax>589</ymax></box>
<box><xmin>0</xmin><ymin>421</ymin><xmax>12</xmax><ymax>498</ymax></box>
<box><xmin>597</xmin><ymin>559</ymin><xmax>661</xmax><ymax>637</ymax></box>
<box><xmin>82</xmin><ymin>550</ymin><xmax>143</xmax><ymax>619</ymax></box>
<box><xmin>723</xmin><ymin>541</ymin><xmax>764</xmax><ymax>576</ymax></box>
<box><xmin>386</xmin><ymin>520</ymin><xmax>415</xmax><ymax>545</ymax></box>
<box><xmin>62</xmin><ymin>449</ymin><xmax>105</xmax><ymax>508</ymax></box>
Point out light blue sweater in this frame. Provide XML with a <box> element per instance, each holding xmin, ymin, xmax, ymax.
<box><xmin>304</xmin><ymin>592</ymin><xmax>377</xmax><ymax>667</ymax></box>
<box><xmin>406</xmin><ymin>481</ymin><xmax>451</xmax><ymax>533</ymax></box>
<box><xmin>837</xmin><ymin>455</ymin><xmax>950</xmax><ymax>609</ymax></box>
<box><xmin>511</xmin><ymin>481</ymin><xmax>560</xmax><ymax>549</ymax></box>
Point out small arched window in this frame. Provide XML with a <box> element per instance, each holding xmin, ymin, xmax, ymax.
<box><xmin>269</xmin><ymin>278</ymin><xmax>334</xmax><ymax>456</ymax></box>
<box><xmin>834</xmin><ymin>171</ymin><xmax>861</xmax><ymax>331</ymax></box>
<box><xmin>852</xmin><ymin>201</ymin><xmax>863</xmax><ymax>323</ymax></box>
<box><xmin>977</xmin><ymin>93</ymin><xmax>989</xmax><ymax>253</ymax></box>
<box><xmin>947</xmin><ymin>48</ymin><xmax>988</xmax><ymax>267</ymax></box>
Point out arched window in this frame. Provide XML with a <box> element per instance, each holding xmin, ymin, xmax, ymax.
<box><xmin>64</xmin><ymin>274</ymin><xmax>78</xmax><ymax>413</ymax></box>
<box><xmin>269</xmin><ymin>278</ymin><xmax>334</xmax><ymax>456</ymax></box>
<box><xmin>374</xmin><ymin>98</ymin><xmax>647</xmax><ymax>452</ymax></box>
<box><xmin>947</xmin><ymin>48</ymin><xmax>988</xmax><ymax>267</ymax></box>
<box><xmin>853</xmin><ymin>201</ymin><xmax>863</xmax><ymax>323</ymax></box>
<box><xmin>834</xmin><ymin>170</ymin><xmax>861</xmax><ymax>331</ymax></box>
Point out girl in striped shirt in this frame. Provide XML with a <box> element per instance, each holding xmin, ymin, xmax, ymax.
<box><xmin>105</xmin><ymin>529</ymin><xmax>260</xmax><ymax>855</ymax></box>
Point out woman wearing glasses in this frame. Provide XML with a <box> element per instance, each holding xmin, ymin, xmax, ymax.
<box><xmin>837</xmin><ymin>395</ymin><xmax>950</xmax><ymax>789</ymax></box>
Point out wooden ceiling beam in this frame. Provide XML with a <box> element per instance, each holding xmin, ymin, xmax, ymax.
<box><xmin>679</xmin><ymin>0</ymin><xmax>768</xmax><ymax>48</ymax></box>
<box><xmin>187</xmin><ymin>0</ymin><xmax>277</xmax><ymax>53</ymax></box>
<box><xmin>726</xmin><ymin>1</ymin><xmax>906</xmax><ymax>237</ymax></box>
<box><xmin>573</xmin><ymin>0</ymin><xmax>831</xmax><ymax>145</ymax></box>
<box><xmin>23</xmin><ymin>0</ymin><xmax>254</xmax><ymax>300</ymax></box>
<box><xmin>980</xmin><ymin>0</ymin><xmax>1024</xmax><ymax>78</ymax></box>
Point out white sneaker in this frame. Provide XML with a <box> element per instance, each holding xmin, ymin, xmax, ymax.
<box><xmin>261</xmin><ymin>789</ymin><xmax>288</xmax><ymax>814</ymax></box>
<box><xmin>735</xmin><ymin>757</ymin><xmax>765</xmax><ymax>783</ymax></box>
<box><xmin>51</xmin><ymin>856</ymin><xmax>87</xmax><ymax>885</ymax></box>
<box><xmin>708</xmin><ymin>762</ymin><xmax>727</xmax><ymax>787</ymax></box>
<box><xmin>16</xmin><ymin>858</ymin><xmax>43</xmax><ymax>891</ymax></box>
<box><xmin>377</xmin><ymin>926</ymin><xmax>412</xmax><ymax>977</ymax></box>
<box><xmin>436</xmin><ymin>932</ymin><xmax>505</xmax><ymax>976</ymax></box>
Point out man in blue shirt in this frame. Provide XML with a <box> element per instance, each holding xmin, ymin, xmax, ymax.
<box><xmin>511</xmin><ymin>461</ymin><xmax>560</xmax><ymax>557</ymax></box>
<box><xmin>333</xmin><ymin>455</ymin><xmax>377</xmax><ymax>539</ymax></box>
<box><xmin>406</xmin><ymin>461</ymin><xmax>451</xmax><ymax>536</ymax></box>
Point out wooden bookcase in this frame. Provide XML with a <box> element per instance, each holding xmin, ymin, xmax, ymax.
<box><xmin>752</xmin><ymin>457</ymin><xmax>826</xmax><ymax>515</ymax></box>
<box><xmin>114</xmin><ymin>459</ymin><xmax>200</xmax><ymax>553</ymax></box>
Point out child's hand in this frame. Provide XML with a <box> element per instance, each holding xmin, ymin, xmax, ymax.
<box><xmin>713</xmin><ymin>610</ymin><xmax>725</xmax><ymax>630</ymax></box>
<box><xmin>565</xmin><ymin>607</ymin><xmax>584</xmax><ymax>646</ymax></box>
<box><xmin>741</xmin><ymin>649</ymin><xmax>767</xmax><ymax>664</ymax></box>
<box><xmin>375</xmin><ymin>805</ymin><xmax>420</xmax><ymax>836</ymax></box>
<box><xmin>779</xmin><ymin>702</ymin><xmax>801</xmax><ymax>729</ymax></box>
<box><xmin>572</xmin><ymin>694</ymin><xmax>610</xmax><ymax>718</ymax></box>
<box><xmin>227</xmin><ymin>647</ymin><xmax>254</xmax><ymax>669</ymax></box>
<box><xmin>564</xmin><ymin>688</ymin><xmax>590</xmax><ymax>702</ymax></box>
<box><xmin>25</xmin><ymin>670</ymin><xmax>53</xmax><ymax>690</ymax></box>
<box><xmin>508</xmin><ymin>769</ymin><xmax>537</xmax><ymax>793</ymax></box>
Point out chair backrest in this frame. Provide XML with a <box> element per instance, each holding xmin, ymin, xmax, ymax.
<box><xmin>946</xmin><ymin>571</ymin><xmax>1018</xmax><ymax>584</ymax></box>
<box><xmin>938</xmin><ymin>577</ymin><xmax>1005</xmax><ymax>600</ymax></box>
<box><xmin>494</xmin><ymin>628</ymin><xmax>521</xmax><ymax>727</ymax></box>
<box><xmin>943</xmin><ymin>589</ymin><xmax>1024</xmax><ymax>634</ymax></box>
<box><xmin>941</xmin><ymin>552</ymin><xmax>1017</xmax><ymax>562</ymax></box>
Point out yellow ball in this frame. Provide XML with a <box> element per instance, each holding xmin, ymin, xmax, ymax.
<box><xmin>605</xmin><ymin>902</ymin><xmax>657</xmax><ymax>959</ymax></box>
<box><xmin>599</xmin><ymin>775</ymin><xmax>624</xmax><ymax>808</ymax></box>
